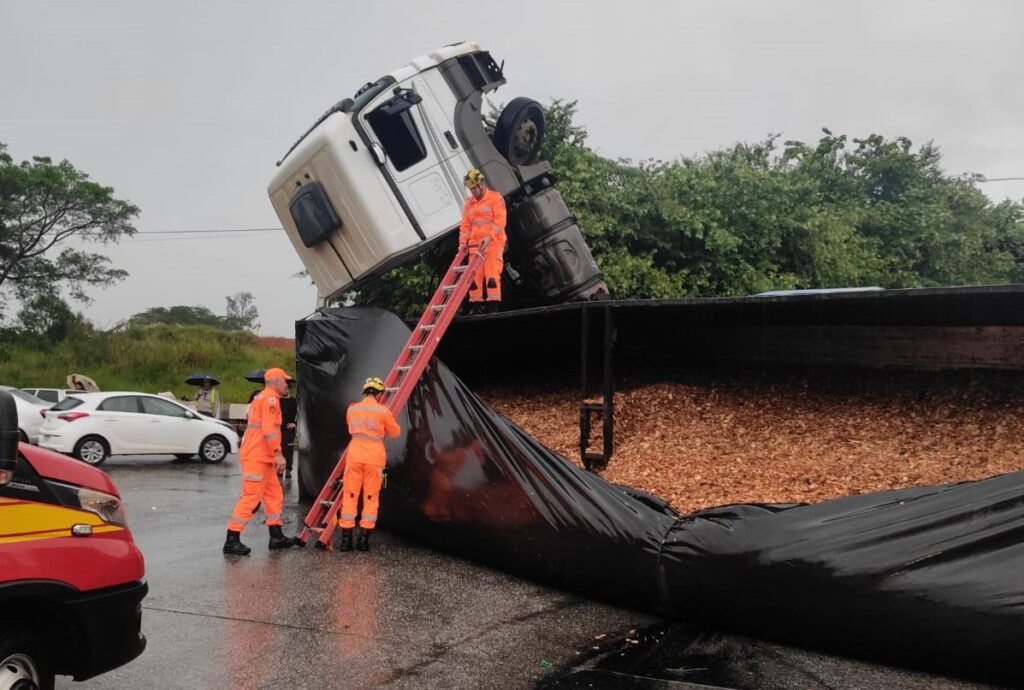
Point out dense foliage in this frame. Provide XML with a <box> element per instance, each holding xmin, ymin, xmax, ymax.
<box><xmin>0</xmin><ymin>321</ymin><xmax>291</xmax><ymax>402</ymax></box>
<box><xmin>349</xmin><ymin>101</ymin><xmax>1023</xmax><ymax>314</ymax></box>
<box><xmin>0</xmin><ymin>143</ymin><xmax>138</xmax><ymax>317</ymax></box>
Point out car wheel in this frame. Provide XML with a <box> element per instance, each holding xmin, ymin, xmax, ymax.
<box><xmin>199</xmin><ymin>435</ymin><xmax>228</xmax><ymax>464</ymax></box>
<box><xmin>74</xmin><ymin>435</ymin><xmax>109</xmax><ymax>467</ymax></box>
<box><xmin>0</xmin><ymin>631</ymin><xmax>55</xmax><ymax>690</ymax></box>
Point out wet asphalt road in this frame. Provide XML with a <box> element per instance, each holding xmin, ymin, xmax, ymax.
<box><xmin>57</xmin><ymin>455</ymin><xmax>1007</xmax><ymax>690</ymax></box>
<box><xmin>56</xmin><ymin>454</ymin><xmax>648</xmax><ymax>690</ymax></box>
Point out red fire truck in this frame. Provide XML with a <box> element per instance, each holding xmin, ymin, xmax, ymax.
<box><xmin>0</xmin><ymin>391</ymin><xmax>147</xmax><ymax>689</ymax></box>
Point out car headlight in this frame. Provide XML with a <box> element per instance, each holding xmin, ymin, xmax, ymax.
<box><xmin>45</xmin><ymin>480</ymin><xmax>128</xmax><ymax>526</ymax></box>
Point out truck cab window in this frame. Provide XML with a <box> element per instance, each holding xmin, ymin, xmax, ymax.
<box><xmin>367</xmin><ymin>96</ymin><xmax>427</xmax><ymax>172</ymax></box>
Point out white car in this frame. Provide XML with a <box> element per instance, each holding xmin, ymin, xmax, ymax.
<box><xmin>20</xmin><ymin>387</ymin><xmax>79</xmax><ymax>405</ymax></box>
<box><xmin>38</xmin><ymin>392</ymin><xmax>239</xmax><ymax>466</ymax></box>
<box><xmin>0</xmin><ymin>385</ymin><xmax>48</xmax><ymax>444</ymax></box>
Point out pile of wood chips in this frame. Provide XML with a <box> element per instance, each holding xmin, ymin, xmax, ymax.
<box><xmin>481</xmin><ymin>377</ymin><xmax>1024</xmax><ymax>514</ymax></box>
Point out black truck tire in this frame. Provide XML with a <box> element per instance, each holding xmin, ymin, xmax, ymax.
<box><xmin>493</xmin><ymin>97</ymin><xmax>546</xmax><ymax>166</ymax></box>
<box><xmin>0</xmin><ymin>630</ymin><xmax>55</xmax><ymax>690</ymax></box>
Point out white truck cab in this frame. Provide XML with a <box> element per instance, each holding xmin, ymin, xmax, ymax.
<box><xmin>269</xmin><ymin>41</ymin><xmax>607</xmax><ymax>306</ymax></box>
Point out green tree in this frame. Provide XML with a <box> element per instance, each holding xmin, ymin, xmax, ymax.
<box><xmin>225</xmin><ymin>291</ymin><xmax>259</xmax><ymax>331</ymax></box>
<box><xmin>0</xmin><ymin>143</ymin><xmax>138</xmax><ymax>317</ymax></box>
<box><xmin>128</xmin><ymin>305</ymin><xmax>229</xmax><ymax>328</ymax></box>
<box><xmin>14</xmin><ymin>293</ymin><xmax>92</xmax><ymax>349</ymax></box>
<box><xmin>341</xmin><ymin>101</ymin><xmax>1024</xmax><ymax>313</ymax></box>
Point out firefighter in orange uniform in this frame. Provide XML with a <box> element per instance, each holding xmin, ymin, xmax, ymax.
<box><xmin>223</xmin><ymin>367</ymin><xmax>302</xmax><ymax>555</ymax></box>
<box><xmin>459</xmin><ymin>168</ymin><xmax>507</xmax><ymax>303</ymax></box>
<box><xmin>339</xmin><ymin>376</ymin><xmax>401</xmax><ymax>552</ymax></box>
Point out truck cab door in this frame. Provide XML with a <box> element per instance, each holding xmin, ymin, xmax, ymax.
<box><xmin>360</xmin><ymin>81</ymin><xmax>464</xmax><ymax>240</ymax></box>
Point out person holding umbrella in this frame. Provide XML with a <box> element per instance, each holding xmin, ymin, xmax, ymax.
<box><xmin>186</xmin><ymin>374</ymin><xmax>221</xmax><ymax>418</ymax></box>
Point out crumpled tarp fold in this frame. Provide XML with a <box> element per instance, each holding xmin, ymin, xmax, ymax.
<box><xmin>296</xmin><ymin>308</ymin><xmax>1024</xmax><ymax>685</ymax></box>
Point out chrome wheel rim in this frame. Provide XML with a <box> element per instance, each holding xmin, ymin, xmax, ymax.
<box><xmin>79</xmin><ymin>440</ymin><xmax>105</xmax><ymax>464</ymax></box>
<box><xmin>0</xmin><ymin>652</ymin><xmax>40</xmax><ymax>690</ymax></box>
<box><xmin>202</xmin><ymin>439</ymin><xmax>226</xmax><ymax>461</ymax></box>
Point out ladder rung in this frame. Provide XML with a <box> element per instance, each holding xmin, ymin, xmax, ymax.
<box><xmin>301</xmin><ymin>249</ymin><xmax>470</xmax><ymax>543</ymax></box>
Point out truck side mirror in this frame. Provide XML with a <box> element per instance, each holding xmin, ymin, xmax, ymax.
<box><xmin>378</xmin><ymin>90</ymin><xmax>422</xmax><ymax>116</ymax></box>
<box><xmin>0</xmin><ymin>391</ymin><xmax>19</xmax><ymax>486</ymax></box>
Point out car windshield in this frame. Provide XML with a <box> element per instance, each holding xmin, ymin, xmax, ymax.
<box><xmin>51</xmin><ymin>396</ymin><xmax>85</xmax><ymax>411</ymax></box>
<box><xmin>7</xmin><ymin>389</ymin><xmax>46</xmax><ymax>405</ymax></box>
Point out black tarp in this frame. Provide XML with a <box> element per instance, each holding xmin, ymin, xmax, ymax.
<box><xmin>296</xmin><ymin>308</ymin><xmax>1024</xmax><ymax>686</ymax></box>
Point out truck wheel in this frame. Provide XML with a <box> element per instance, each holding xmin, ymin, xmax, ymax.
<box><xmin>493</xmin><ymin>97</ymin><xmax>546</xmax><ymax>166</ymax></box>
<box><xmin>0</xmin><ymin>631</ymin><xmax>55</xmax><ymax>690</ymax></box>
<box><xmin>74</xmin><ymin>436</ymin><xmax>109</xmax><ymax>467</ymax></box>
<box><xmin>199</xmin><ymin>435</ymin><xmax>228</xmax><ymax>464</ymax></box>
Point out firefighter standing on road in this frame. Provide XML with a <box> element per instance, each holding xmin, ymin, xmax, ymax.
<box><xmin>223</xmin><ymin>367</ymin><xmax>302</xmax><ymax>556</ymax></box>
<box><xmin>338</xmin><ymin>376</ymin><xmax>401</xmax><ymax>552</ymax></box>
<box><xmin>459</xmin><ymin>168</ymin><xmax>507</xmax><ymax>303</ymax></box>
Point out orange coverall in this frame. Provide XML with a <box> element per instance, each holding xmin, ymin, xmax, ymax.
<box><xmin>228</xmin><ymin>388</ymin><xmax>284</xmax><ymax>531</ymax></box>
<box><xmin>459</xmin><ymin>188</ymin><xmax>507</xmax><ymax>302</ymax></box>
<box><xmin>339</xmin><ymin>395</ymin><xmax>401</xmax><ymax>530</ymax></box>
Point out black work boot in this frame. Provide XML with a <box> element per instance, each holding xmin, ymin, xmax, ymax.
<box><xmin>339</xmin><ymin>528</ymin><xmax>354</xmax><ymax>552</ymax></box>
<box><xmin>223</xmin><ymin>530</ymin><xmax>251</xmax><ymax>556</ymax></box>
<box><xmin>356</xmin><ymin>530</ymin><xmax>371</xmax><ymax>552</ymax></box>
<box><xmin>268</xmin><ymin>524</ymin><xmax>300</xmax><ymax>550</ymax></box>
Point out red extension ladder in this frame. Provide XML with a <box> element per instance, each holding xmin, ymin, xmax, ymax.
<box><xmin>298</xmin><ymin>242</ymin><xmax>487</xmax><ymax>548</ymax></box>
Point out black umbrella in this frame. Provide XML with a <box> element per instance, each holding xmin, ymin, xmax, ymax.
<box><xmin>185</xmin><ymin>373</ymin><xmax>221</xmax><ymax>386</ymax></box>
<box><xmin>245</xmin><ymin>369</ymin><xmax>295</xmax><ymax>385</ymax></box>
<box><xmin>244</xmin><ymin>370</ymin><xmax>266</xmax><ymax>384</ymax></box>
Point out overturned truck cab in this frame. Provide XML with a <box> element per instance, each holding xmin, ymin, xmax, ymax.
<box><xmin>268</xmin><ymin>41</ymin><xmax>608</xmax><ymax>306</ymax></box>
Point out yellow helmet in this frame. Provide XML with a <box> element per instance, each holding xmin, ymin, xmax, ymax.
<box><xmin>363</xmin><ymin>376</ymin><xmax>386</xmax><ymax>394</ymax></box>
<box><xmin>464</xmin><ymin>168</ymin><xmax>485</xmax><ymax>189</ymax></box>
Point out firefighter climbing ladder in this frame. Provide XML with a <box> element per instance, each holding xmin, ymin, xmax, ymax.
<box><xmin>298</xmin><ymin>241</ymin><xmax>488</xmax><ymax>548</ymax></box>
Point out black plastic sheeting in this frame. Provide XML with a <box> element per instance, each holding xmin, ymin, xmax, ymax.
<box><xmin>296</xmin><ymin>308</ymin><xmax>1024</xmax><ymax>687</ymax></box>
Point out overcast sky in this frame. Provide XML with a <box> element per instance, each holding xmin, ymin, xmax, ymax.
<box><xmin>2</xmin><ymin>0</ymin><xmax>1022</xmax><ymax>336</ymax></box>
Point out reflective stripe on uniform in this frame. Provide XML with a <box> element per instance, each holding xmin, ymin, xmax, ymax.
<box><xmin>353</xmin><ymin>433</ymin><xmax>384</xmax><ymax>441</ymax></box>
<box><xmin>340</xmin><ymin>513</ymin><xmax>357</xmax><ymax>520</ymax></box>
<box><xmin>264</xmin><ymin>513</ymin><xmax>281</xmax><ymax>521</ymax></box>
<box><xmin>231</xmin><ymin>513</ymin><xmax>251</xmax><ymax>525</ymax></box>
<box><xmin>264</xmin><ymin>432</ymin><xmax>279</xmax><ymax>440</ymax></box>
<box><xmin>243</xmin><ymin>472</ymin><xmax>263</xmax><ymax>481</ymax></box>
<box><xmin>247</xmin><ymin>423</ymin><xmax>261</xmax><ymax>429</ymax></box>
<box><xmin>361</xmin><ymin>514</ymin><xmax>377</xmax><ymax>523</ymax></box>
